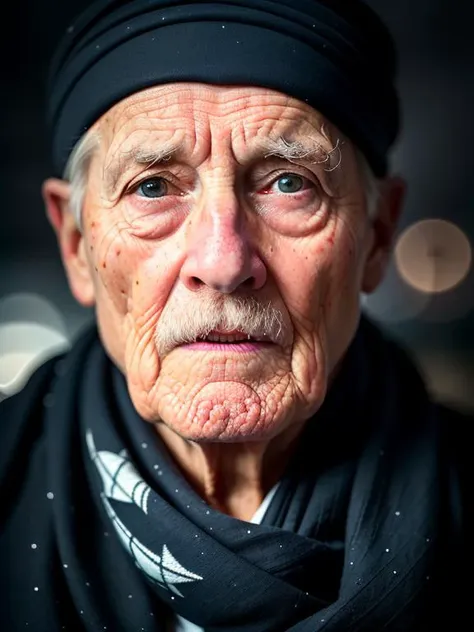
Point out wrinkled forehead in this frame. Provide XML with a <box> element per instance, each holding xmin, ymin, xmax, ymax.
<box><xmin>86</xmin><ymin>83</ymin><xmax>357</xmax><ymax>203</ymax></box>
<box><xmin>97</xmin><ymin>83</ymin><xmax>341</xmax><ymax>154</ymax></box>
<box><xmin>86</xmin><ymin>84</ymin><xmax>358</xmax><ymax>200</ymax></box>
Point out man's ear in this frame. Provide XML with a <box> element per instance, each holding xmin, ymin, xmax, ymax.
<box><xmin>42</xmin><ymin>178</ymin><xmax>95</xmax><ymax>307</ymax></box>
<box><xmin>362</xmin><ymin>175</ymin><xmax>407</xmax><ymax>294</ymax></box>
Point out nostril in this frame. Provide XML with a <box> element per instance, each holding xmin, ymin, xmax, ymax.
<box><xmin>242</xmin><ymin>276</ymin><xmax>256</xmax><ymax>289</ymax></box>
<box><xmin>190</xmin><ymin>276</ymin><xmax>204</xmax><ymax>289</ymax></box>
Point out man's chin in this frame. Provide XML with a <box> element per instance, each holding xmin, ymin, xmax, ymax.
<box><xmin>160</xmin><ymin>381</ymin><xmax>263</xmax><ymax>439</ymax></box>
<box><xmin>157</xmin><ymin>414</ymin><xmax>290</xmax><ymax>444</ymax></box>
<box><xmin>151</xmin><ymin>378</ymin><xmax>299</xmax><ymax>443</ymax></box>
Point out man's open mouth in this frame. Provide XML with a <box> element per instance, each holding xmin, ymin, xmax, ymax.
<box><xmin>197</xmin><ymin>331</ymin><xmax>264</xmax><ymax>344</ymax></box>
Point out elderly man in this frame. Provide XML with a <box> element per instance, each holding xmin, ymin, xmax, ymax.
<box><xmin>0</xmin><ymin>0</ymin><xmax>469</xmax><ymax>630</ymax></box>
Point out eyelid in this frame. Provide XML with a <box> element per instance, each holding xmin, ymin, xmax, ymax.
<box><xmin>253</xmin><ymin>169</ymin><xmax>320</xmax><ymax>192</ymax></box>
<box><xmin>126</xmin><ymin>172</ymin><xmax>182</xmax><ymax>197</ymax></box>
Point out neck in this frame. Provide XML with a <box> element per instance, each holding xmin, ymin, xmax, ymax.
<box><xmin>154</xmin><ymin>421</ymin><xmax>307</xmax><ymax>521</ymax></box>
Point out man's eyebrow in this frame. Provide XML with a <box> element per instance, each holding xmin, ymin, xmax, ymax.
<box><xmin>257</xmin><ymin>135</ymin><xmax>343</xmax><ymax>172</ymax></box>
<box><xmin>103</xmin><ymin>135</ymin><xmax>343</xmax><ymax>192</ymax></box>
<box><xmin>104</xmin><ymin>140</ymin><xmax>182</xmax><ymax>192</ymax></box>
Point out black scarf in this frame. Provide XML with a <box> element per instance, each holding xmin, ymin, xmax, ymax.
<box><xmin>0</xmin><ymin>317</ymin><xmax>466</xmax><ymax>631</ymax></box>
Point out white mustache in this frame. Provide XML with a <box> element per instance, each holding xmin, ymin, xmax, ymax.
<box><xmin>155</xmin><ymin>296</ymin><xmax>288</xmax><ymax>357</ymax></box>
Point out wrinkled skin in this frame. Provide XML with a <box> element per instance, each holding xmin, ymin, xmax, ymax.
<box><xmin>44</xmin><ymin>84</ymin><xmax>404</xmax><ymax>517</ymax></box>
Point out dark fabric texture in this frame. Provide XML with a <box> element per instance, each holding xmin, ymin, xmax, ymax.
<box><xmin>47</xmin><ymin>0</ymin><xmax>399</xmax><ymax>177</ymax></box>
<box><xmin>0</xmin><ymin>316</ymin><xmax>469</xmax><ymax>631</ymax></box>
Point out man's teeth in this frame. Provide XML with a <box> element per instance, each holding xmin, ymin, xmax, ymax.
<box><xmin>203</xmin><ymin>333</ymin><xmax>253</xmax><ymax>343</ymax></box>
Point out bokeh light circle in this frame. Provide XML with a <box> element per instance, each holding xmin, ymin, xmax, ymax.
<box><xmin>394</xmin><ymin>219</ymin><xmax>472</xmax><ymax>294</ymax></box>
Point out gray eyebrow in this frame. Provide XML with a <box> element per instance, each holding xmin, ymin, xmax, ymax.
<box><xmin>104</xmin><ymin>140</ymin><xmax>182</xmax><ymax>193</ymax></box>
<box><xmin>259</xmin><ymin>136</ymin><xmax>343</xmax><ymax>172</ymax></box>
<box><xmin>103</xmin><ymin>133</ymin><xmax>342</xmax><ymax>193</ymax></box>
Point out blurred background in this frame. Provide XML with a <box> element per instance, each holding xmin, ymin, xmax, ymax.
<box><xmin>0</xmin><ymin>0</ymin><xmax>473</xmax><ymax>410</ymax></box>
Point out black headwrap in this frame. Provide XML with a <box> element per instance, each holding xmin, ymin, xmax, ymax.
<box><xmin>47</xmin><ymin>0</ymin><xmax>400</xmax><ymax>177</ymax></box>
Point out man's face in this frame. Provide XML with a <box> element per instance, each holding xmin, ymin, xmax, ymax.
<box><xmin>45</xmin><ymin>84</ymin><xmax>400</xmax><ymax>443</ymax></box>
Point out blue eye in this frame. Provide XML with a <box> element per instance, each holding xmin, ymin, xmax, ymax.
<box><xmin>137</xmin><ymin>177</ymin><xmax>168</xmax><ymax>198</ymax></box>
<box><xmin>276</xmin><ymin>174</ymin><xmax>304</xmax><ymax>193</ymax></box>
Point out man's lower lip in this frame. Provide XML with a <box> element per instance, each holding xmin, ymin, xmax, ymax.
<box><xmin>180</xmin><ymin>341</ymin><xmax>273</xmax><ymax>352</ymax></box>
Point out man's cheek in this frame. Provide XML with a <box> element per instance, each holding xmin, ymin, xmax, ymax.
<box><xmin>124</xmin><ymin>308</ymin><xmax>162</xmax><ymax>400</ymax></box>
<box><xmin>282</xmin><ymin>260</ymin><xmax>328</xmax><ymax>331</ymax></box>
<box><xmin>91</xmin><ymin>235</ymin><xmax>141</xmax><ymax>313</ymax></box>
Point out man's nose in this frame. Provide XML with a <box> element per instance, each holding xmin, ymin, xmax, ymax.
<box><xmin>180</xmin><ymin>196</ymin><xmax>267</xmax><ymax>294</ymax></box>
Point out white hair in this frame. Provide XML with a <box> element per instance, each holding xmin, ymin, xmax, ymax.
<box><xmin>63</xmin><ymin>130</ymin><xmax>100</xmax><ymax>231</ymax></box>
<box><xmin>64</xmin><ymin>129</ymin><xmax>381</xmax><ymax>230</ymax></box>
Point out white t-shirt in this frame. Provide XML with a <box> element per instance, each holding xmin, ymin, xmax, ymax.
<box><xmin>172</xmin><ymin>485</ymin><xmax>280</xmax><ymax>632</ymax></box>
